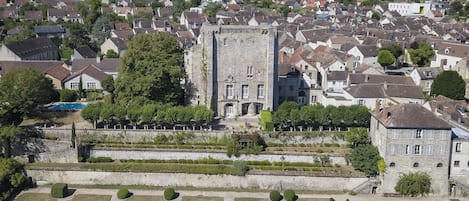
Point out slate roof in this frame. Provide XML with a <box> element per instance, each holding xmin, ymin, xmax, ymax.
<box><xmin>349</xmin><ymin>73</ymin><xmax>415</xmax><ymax>85</ymax></box>
<box><xmin>355</xmin><ymin>45</ymin><xmax>379</xmax><ymax>57</ymax></box>
<box><xmin>5</xmin><ymin>37</ymin><xmax>58</xmax><ymax>59</ymax></box>
<box><xmin>65</xmin><ymin>65</ymin><xmax>109</xmax><ymax>82</ymax></box>
<box><xmin>24</xmin><ymin>11</ymin><xmax>43</xmax><ymax>21</ymax></box>
<box><xmin>327</xmin><ymin>71</ymin><xmax>347</xmax><ymax>81</ymax></box>
<box><xmin>0</xmin><ymin>61</ymin><xmax>69</xmax><ymax>81</ymax></box>
<box><xmin>34</xmin><ymin>25</ymin><xmax>66</xmax><ymax>34</ymax></box>
<box><xmin>75</xmin><ymin>46</ymin><xmax>96</xmax><ymax>58</ymax></box>
<box><xmin>372</xmin><ymin>103</ymin><xmax>451</xmax><ymax>129</ymax></box>
<box><xmin>415</xmin><ymin>67</ymin><xmax>442</xmax><ymax>80</ymax></box>
<box><xmin>71</xmin><ymin>58</ymin><xmax>120</xmax><ymax>73</ymax></box>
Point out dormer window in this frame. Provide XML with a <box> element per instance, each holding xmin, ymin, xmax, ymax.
<box><xmin>445</xmin><ymin>48</ymin><xmax>450</xmax><ymax>54</ymax></box>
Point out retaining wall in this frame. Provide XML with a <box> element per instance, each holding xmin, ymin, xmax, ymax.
<box><xmin>26</xmin><ymin>169</ymin><xmax>367</xmax><ymax>191</ymax></box>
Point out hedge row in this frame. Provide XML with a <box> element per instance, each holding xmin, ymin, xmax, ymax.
<box><xmin>260</xmin><ymin>110</ymin><xmax>274</xmax><ymax>131</ymax></box>
<box><xmin>86</xmin><ymin>157</ymin><xmax>113</xmax><ymax>163</ymax></box>
<box><xmin>119</xmin><ymin>158</ymin><xmax>336</xmax><ymax>168</ymax></box>
<box><xmin>51</xmin><ymin>183</ymin><xmax>67</xmax><ymax>198</ymax></box>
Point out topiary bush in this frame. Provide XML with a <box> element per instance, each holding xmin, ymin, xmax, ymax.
<box><xmin>269</xmin><ymin>190</ymin><xmax>282</xmax><ymax>201</ymax></box>
<box><xmin>117</xmin><ymin>188</ymin><xmax>129</xmax><ymax>199</ymax></box>
<box><xmin>164</xmin><ymin>187</ymin><xmax>177</xmax><ymax>200</ymax></box>
<box><xmin>233</xmin><ymin>160</ymin><xmax>248</xmax><ymax>176</ymax></box>
<box><xmin>51</xmin><ymin>183</ymin><xmax>68</xmax><ymax>198</ymax></box>
<box><xmin>284</xmin><ymin>189</ymin><xmax>297</xmax><ymax>201</ymax></box>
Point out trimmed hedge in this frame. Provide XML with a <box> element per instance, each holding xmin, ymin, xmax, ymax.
<box><xmin>269</xmin><ymin>190</ymin><xmax>282</xmax><ymax>201</ymax></box>
<box><xmin>117</xmin><ymin>188</ymin><xmax>129</xmax><ymax>199</ymax></box>
<box><xmin>260</xmin><ymin>110</ymin><xmax>274</xmax><ymax>131</ymax></box>
<box><xmin>164</xmin><ymin>187</ymin><xmax>177</xmax><ymax>200</ymax></box>
<box><xmin>284</xmin><ymin>189</ymin><xmax>297</xmax><ymax>201</ymax></box>
<box><xmin>86</xmin><ymin>157</ymin><xmax>113</xmax><ymax>163</ymax></box>
<box><xmin>51</xmin><ymin>183</ymin><xmax>68</xmax><ymax>198</ymax></box>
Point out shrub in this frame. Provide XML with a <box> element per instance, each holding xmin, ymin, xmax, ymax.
<box><xmin>284</xmin><ymin>189</ymin><xmax>297</xmax><ymax>201</ymax></box>
<box><xmin>269</xmin><ymin>190</ymin><xmax>282</xmax><ymax>201</ymax></box>
<box><xmin>59</xmin><ymin>89</ymin><xmax>77</xmax><ymax>102</ymax></box>
<box><xmin>260</xmin><ymin>110</ymin><xmax>274</xmax><ymax>131</ymax></box>
<box><xmin>51</xmin><ymin>183</ymin><xmax>68</xmax><ymax>198</ymax></box>
<box><xmin>329</xmin><ymin>198</ymin><xmax>335</xmax><ymax>201</ymax></box>
<box><xmin>348</xmin><ymin>191</ymin><xmax>357</xmax><ymax>195</ymax></box>
<box><xmin>164</xmin><ymin>187</ymin><xmax>177</xmax><ymax>200</ymax></box>
<box><xmin>86</xmin><ymin>157</ymin><xmax>113</xmax><ymax>163</ymax></box>
<box><xmin>233</xmin><ymin>160</ymin><xmax>249</xmax><ymax>176</ymax></box>
<box><xmin>117</xmin><ymin>188</ymin><xmax>129</xmax><ymax>199</ymax></box>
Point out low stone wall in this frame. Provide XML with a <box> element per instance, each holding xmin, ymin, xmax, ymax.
<box><xmin>12</xmin><ymin>138</ymin><xmax>77</xmax><ymax>163</ymax></box>
<box><xmin>27</xmin><ymin>169</ymin><xmax>367</xmax><ymax>191</ymax></box>
<box><xmin>42</xmin><ymin>128</ymin><xmax>346</xmax><ymax>145</ymax></box>
<box><xmin>90</xmin><ymin>149</ymin><xmax>346</xmax><ymax>164</ymax></box>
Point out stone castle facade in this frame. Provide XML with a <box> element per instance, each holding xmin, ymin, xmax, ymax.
<box><xmin>185</xmin><ymin>25</ymin><xmax>278</xmax><ymax>117</ymax></box>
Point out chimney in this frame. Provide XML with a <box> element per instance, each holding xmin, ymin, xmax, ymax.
<box><xmin>430</xmin><ymin>101</ymin><xmax>436</xmax><ymax>113</ymax></box>
<box><xmin>96</xmin><ymin>56</ymin><xmax>101</xmax><ymax>63</ymax></box>
<box><xmin>374</xmin><ymin>99</ymin><xmax>381</xmax><ymax>113</ymax></box>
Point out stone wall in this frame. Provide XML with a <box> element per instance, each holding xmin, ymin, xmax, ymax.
<box><xmin>41</xmin><ymin>128</ymin><xmax>346</xmax><ymax>145</ymax></box>
<box><xmin>12</xmin><ymin>137</ymin><xmax>77</xmax><ymax>163</ymax></box>
<box><xmin>90</xmin><ymin>148</ymin><xmax>346</xmax><ymax>164</ymax></box>
<box><xmin>27</xmin><ymin>169</ymin><xmax>367</xmax><ymax>191</ymax></box>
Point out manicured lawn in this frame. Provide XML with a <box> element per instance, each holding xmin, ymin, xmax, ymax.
<box><xmin>15</xmin><ymin>193</ymin><xmax>52</xmax><ymax>201</ymax></box>
<box><xmin>127</xmin><ymin>195</ymin><xmax>165</xmax><ymax>201</ymax></box>
<box><xmin>72</xmin><ymin>194</ymin><xmax>112</xmax><ymax>201</ymax></box>
<box><xmin>235</xmin><ymin>198</ymin><xmax>269</xmax><ymax>201</ymax></box>
<box><xmin>182</xmin><ymin>196</ymin><xmax>224</xmax><ymax>201</ymax></box>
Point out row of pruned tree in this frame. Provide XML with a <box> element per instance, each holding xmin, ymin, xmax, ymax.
<box><xmin>81</xmin><ymin>103</ymin><xmax>214</xmax><ymax>129</ymax></box>
<box><xmin>272</xmin><ymin>102</ymin><xmax>370</xmax><ymax>131</ymax></box>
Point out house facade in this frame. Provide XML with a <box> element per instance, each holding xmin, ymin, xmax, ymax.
<box><xmin>185</xmin><ymin>25</ymin><xmax>278</xmax><ymax>117</ymax></box>
<box><xmin>370</xmin><ymin>104</ymin><xmax>452</xmax><ymax>195</ymax></box>
<box><xmin>0</xmin><ymin>37</ymin><xmax>59</xmax><ymax>61</ymax></box>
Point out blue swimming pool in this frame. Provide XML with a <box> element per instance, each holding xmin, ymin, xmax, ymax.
<box><xmin>48</xmin><ymin>103</ymin><xmax>87</xmax><ymax>110</ymax></box>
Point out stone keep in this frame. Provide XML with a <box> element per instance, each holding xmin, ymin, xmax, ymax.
<box><xmin>185</xmin><ymin>25</ymin><xmax>278</xmax><ymax>117</ymax></box>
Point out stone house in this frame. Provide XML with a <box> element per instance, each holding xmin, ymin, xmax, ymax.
<box><xmin>71</xmin><ymin>58</ymin><xmax>120</xmax><ymax>79</ymax></box>
<box><xmin>409</xmin><ymin>67</ymin><xmax>442</xmax><ymax>96</ymax></box>
<box><xmin>347</xmin><ymin>45</ymin><xmax>379</xmax><ymax>66</ymax></box>
<box><xmin>0</xmin><ymin>37</ymin><xmax>59</xmax><ymax>61</ymax></box>
<box><xmin>64</xmin><ymin>65</ymin><xmax>108</xmax><ymax>90</ymax></box>
<box><xmin>370</xmin><ymin>103</ymin><xmax>452</xmax><ymax>195</ymax></box>
<box><xmin>430</xmin><ymin>42</ymin><xmax>469</xmax><ymax>71</ymax></box>
<box><xmin>185</xmin><ymin>25</ymin><xmax>278</xmax><ymax>117</ymax></box>
<box><xmin>100</xmin><ymin>38</ymin><xmax>128</xmax><ymax>57</ymax></box>
<box><xmin>73</xmin><ymin>46</ymin><xmax>97</xmax><ymax>60</ymax></box>
<box><xmin>0</xmin><ymin>61</ymin><xmax>69</xmax><ymax>89</ymax></box>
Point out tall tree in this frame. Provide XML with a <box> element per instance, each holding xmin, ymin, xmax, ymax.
<box><xmin>431</xmin><ymin>71</ymin><xmax>465</xmax><ymax>100</ymax></box>
<box><xmin>114</xmin><ymin>34</ymin><xmax>186</xmax><ymax>106</ymax></box>
<box><xmin>395</xmin><ymin>172</ymin><xmax>431</xmax><ymax>197</ymax></box>
<box><xmin>0</xmin><ymin>68</ymin><xmax>56</xmax><ymax>125</ymax></box>
<box><xmin>101</xmin><ymin>75</ymin><xmax>115</xmax><ymax>94</ymax></box>
<box><xmin>408</xmin><ymin>43</ymin><xmax>435</xmax><ymax>67</ymax></box>
<box><xmin>91</xmin><ymin>16</ymin><xmax>112</xmax><ymax>46</ymax></box>
<box><xmin>380</xmin><ymin>44</ymin><xmax>403</xmax><ymax>59</ymax></box>
<box><xmin>347</xmin><ymin>144</ymin><xmax>381</xmax><ymax>176</ymax></box>
<box><xmin>0</xmin><ymin>126</ymin><xmax>22</xmax><ymax>158</ymax></box>
<box><xmin>377</xmin><ymin>50</ymin><xmax>396</xmax><ymax>68</ymax></box>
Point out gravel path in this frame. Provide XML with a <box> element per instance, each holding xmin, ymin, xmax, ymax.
<box><xmin>17</xmin><ymin>186</ymin><xmax>469</xmax><ymax>201</ymax></box>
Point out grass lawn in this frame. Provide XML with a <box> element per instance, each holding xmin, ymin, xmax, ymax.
<box><xmin>182</xmin><ymin>196</ymin><xmax>224</xmax><ymax>201</ymax></box>
<box><xmin>71</xmin><ymin>194</ymin><xmax>112</xmax><ymax>201</ymax></box>
<box><xmin>235</xmin><ymin>198</ymin><xmax>269</xmax><ymax>201</ymax></box>
<box><xmin>126</xmin><ymin>195</ymin><xmax>165</xmax><ymax>201</ymax></box>
<box><xmin>15</xmin><ymin>193</ymin><xmax>52</xmax><ymax>201</ymax></box>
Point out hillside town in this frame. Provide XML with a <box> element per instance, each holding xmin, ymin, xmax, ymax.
<box><xmin>1</xmin><ymin>0</ymin><xmax>469</xmax><ymax>200</ymax></box>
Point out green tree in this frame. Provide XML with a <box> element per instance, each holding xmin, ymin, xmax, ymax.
<box><xmin>347</xmin><ymin>144</ymin><xmax>381</xmax><ymax>176</ymax></box>
<box><xmin>3</xmin><ymin>29</ymin><xmax>35</xmax><ymax>44</ymax></box>
<box><xmin>260</xmin><ymin>0</ymin><xmax>273</xmax><ymax>8</ymax></box>
<box><xmin>71</xmin><ymin>122</ymin><xmax>76</xmax><ymax>148</ymax></box>
<box><xmin>380</xmin><ymin>44</ymin><xmax>403</xmax><ymax>59</ymax></box>
<box><xmin>0</xmin><ymin>158</ymin><xmax>24</xmax><ymax>200</ymax></box>
<box><xmin>395</xmin><ymin>172</ymin><xmax>431</xmax><ymax>197</ymax></box>
<box><xmin>269</xmin><ymin>190</ymin><xmax>282</xmax><ymax>201</ymax></box>
<box><xmin>105</xmin><ymin>49</ymin><xmax>119</xmax><ymax>58</ymax></box>
<box><xmin>448</xmin><ymin>1</ymin><xmax>463</xmax><ymax>16</ymax></box>
<box><xmin>284</xmin><ymin>189</ymin><xmax>297</xmax><ymax>201</ymax></box>
<box><xmin>377</xmin><ymin>50</ymin><xmax>396</xmax><ymax>68</ymax></box>
<box><xmin>100</xmin><ymin>103</ymin><xmax>115</xmax><ymax>127</ymax></box>
<box><xmin>91</xmin><ymin>16</ymin><xmax>111</xmax><ymax>45</ymax></box>
<box><xmin>431</xmin><ymin>71</ymin><xmax>465</xmax><ymax>100</ymax></box>
<box><xmin>345</xmin><ymin>128</ymin><xmax>371</xmax><ymax>148</ymax></box>
<box><xmin>101</xmin><ymin>75</ymin><xmax>115</xmax><ymax>94</ymax></box>
<box><xmin>279</xmin><ymin>6</ymin><xmax>291</xmax><ymax>17</ymax></box>
<box><xmin>0</xmin><ymin>68</ymin><xmax>56</xmax><ymax>125</ymax></box>
<box><xmin>114</xmin><ymin>34</ymin><xmax>186</xmax><ymax>106</ymax></box>
<box><xmin>173</xmin><ymin>0</ymin><xmax>187</xmax><ymax>18</ymax></box>
<box><xmin>408</xmin><ymin>43</ymin><xmax>435</xmax><ymax>67</ymax></box>
<box><xmin>81</xmin><ymin>103</ymin><xmax>102</xmax><ymax>128</ymax></box>
<box><xmin>90</xmin><ymin>0</ymin><xmax>102</xmax><ymax>11</ymax></box>
<box><xmin>0</xmin><ymin>126</ymin><xmax>22</xmax><ymax>158</ymax></box>
<box><xmin>371</xmin><ymin>12</ymin><xmax>380</xmax><ymax>20</ymax></box>
<box><xmin>290</xmin><ymin>109</ymin><xmax>301</xmax><ymax>130</ymax></box>
<box><xmin>190</xmin><ymin>0</ymin><xmax>201</xmax><ymax>7</ymax></box>
<box><xmin>60</xmin><ymin>89</ymin><xmax>78</xmax><ymax>102</ymax></box>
